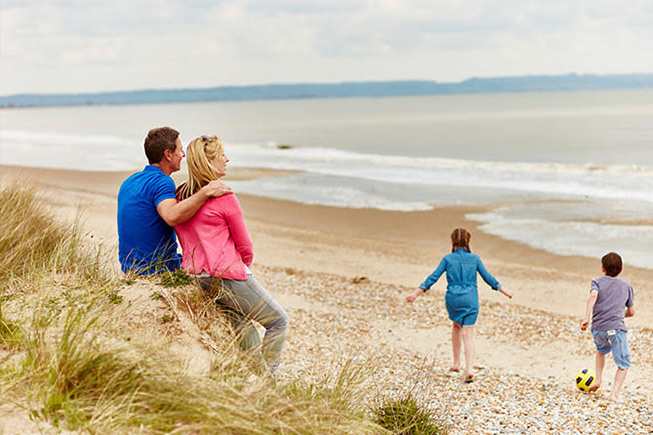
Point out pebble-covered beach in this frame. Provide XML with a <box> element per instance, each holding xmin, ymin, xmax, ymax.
<box><xmin>4</xmin><ymin>166</ymin><xmax>651</xmax><ymax>434</ymax></box>
<box><xmin>261</xmin><ymin>265</ymin><xmax>653</xmax><ymax>434</ymax></box>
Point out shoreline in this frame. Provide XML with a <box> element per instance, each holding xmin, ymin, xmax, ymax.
<box><xmin>2</xmin><ymin>163</ymin><xmax>651</xmax><ymax>325</ymax></box>
<box><xmin>2</xmin><ymin>163</ymin><xmax>652</xmax><ymax>401</ymax></box>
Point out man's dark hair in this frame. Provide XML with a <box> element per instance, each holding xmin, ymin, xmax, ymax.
<box><xmin>144</xmin><ymin>127</ymin><xmax>179</xmax><ymax>164</ymax></box>
<box><xmin>602</xmin><ymin>252</ymin><xmax>623</xmax><ymax>277</ymax></box>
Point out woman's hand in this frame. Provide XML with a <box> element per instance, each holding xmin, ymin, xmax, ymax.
<box><xmin>405</xmin><ymin>288</ymin><xmax>424</xmax><ymax>304</ymax></box>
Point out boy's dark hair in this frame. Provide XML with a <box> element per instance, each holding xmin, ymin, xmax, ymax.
<box><xmin>144</xmin><ymin>127</ymin><xmax>179</xmax><ymax>164</ymax></box>
<box><xmin>602</xmin><ymin>252</ymin><xmax>622</xmax><ymax>277</ymax></box>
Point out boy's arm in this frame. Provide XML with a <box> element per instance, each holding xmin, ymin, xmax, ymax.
<box><xmin>580</xmin><ymin>289</ymin><xmax>598</xmax><ymax>331</ymax></box>
<box><xmin>625</xmin><ymin>284</ymin><xmax>635</xmax><ymax>318</ymax></box>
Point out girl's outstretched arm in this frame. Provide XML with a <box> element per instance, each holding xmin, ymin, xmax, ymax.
<box><xmin>407</xmin><ymin>258</ymin><xmax>446</xmax><ymax>303</ymax></box>
<box><xmin>476</xmin><ymin>256</ymin><xmax>501</xmax><ymax>290</ymax></box>
<box><xmin>420</xmin><ymin>258</ymin><xmax>447</xmax><ymax>290</ymax></box>
<box><xmin>405</xmin><ymin>287</ymin><xmax>425</xmax><ymax>303</ymax></box>
<box><xmin>499</xmin><ymin>287</ymin><xmax>513</xmax><ymax>299</ymax></box>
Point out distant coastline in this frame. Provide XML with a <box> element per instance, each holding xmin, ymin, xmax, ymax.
<box><xmin>1</xmin><ymin>73</ymin><xmax>652</xmax><ymax>108</ymax></box>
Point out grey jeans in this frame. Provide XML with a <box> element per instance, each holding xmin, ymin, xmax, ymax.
<box><xmin>198</xmin><ymin>274</ymin><xmax>289</xmax><ymax>372</ymax></box>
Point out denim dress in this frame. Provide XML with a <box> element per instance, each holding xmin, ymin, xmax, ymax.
<box><xmin>419</xmin><ymin>248</ymin><xmax>501</xmax><ymax>326</ymax></box>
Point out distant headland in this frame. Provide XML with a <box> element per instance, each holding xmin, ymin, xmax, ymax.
<box><xmin>1</xmin><ymin>73</ymin><xmax>651</xmax><ymax>108</ymax></box>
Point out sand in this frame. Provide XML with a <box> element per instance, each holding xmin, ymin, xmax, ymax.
<box><xmin>2</xmin><ymin>164</ymin><xmax>652</xmax><ymax>432</ymax></box>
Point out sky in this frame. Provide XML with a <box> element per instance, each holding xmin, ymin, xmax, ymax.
<box><xmin>1</xmin><ymin>0</ymin><xmax>652</xmax><ymax>96</ymax></box>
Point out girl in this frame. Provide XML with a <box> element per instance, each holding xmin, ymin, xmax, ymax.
<box><xmin>406</xmin><ymin>228</ymin><xmax>513</xmax><ymax>382</ymax></box>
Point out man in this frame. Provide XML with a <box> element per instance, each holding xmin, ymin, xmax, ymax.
<box><xmin>117</xmin><ymin>127</ymin><xmax>231</xmax><ymax>275</ymax></box>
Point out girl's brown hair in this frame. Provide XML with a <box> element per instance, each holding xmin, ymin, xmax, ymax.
<box><xmin>451</xmin><ymin>228</ymin><xmax>471</xmax><ymax>252</ymax></box>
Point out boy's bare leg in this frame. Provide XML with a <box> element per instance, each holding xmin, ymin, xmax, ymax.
<box><xmin>609</xmin><ymin>368</ymin><xmax>627</xmax><ymax>402</ymax></box>
<box><xmin>461</xmin><ymin>325</ymin><xmax>475</xmax><ymax>377</ymax></box>
<box><xmin>590</xmin><ymin>352</ymin><xmax>605</xmax><ymax>392</ymax></box>
<box><xmin>451</xmin><ymin>322</ymin><xmax>462</xmax><ymax>371</ymax></box>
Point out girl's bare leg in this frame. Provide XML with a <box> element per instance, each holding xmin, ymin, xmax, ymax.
<box><xmin>451</xmin><ymin>322</ymin><xmax>462</xmax><ymax>371</ymax></box>
<box><xmin>462</xmin><ymin>326</ymin><xmax>475</xmax><ymax>377</ymax></box>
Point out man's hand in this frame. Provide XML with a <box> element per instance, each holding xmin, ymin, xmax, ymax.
<box><xmin>158</xmin><ymin>180</ymin><xmax>232</xmax><ymax>227</ymax></box>
<box><xmin>202</xmin><ymin>180</ymin><xmax>232</xmax><ymax>198</ymax></box>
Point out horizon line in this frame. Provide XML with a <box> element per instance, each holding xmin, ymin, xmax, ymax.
<box><xmin>3</xmin><ymin>71</ymin><xmax>653</xmax><ymax>98</ymax></box>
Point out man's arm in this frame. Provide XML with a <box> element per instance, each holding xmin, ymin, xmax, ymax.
<box><xmin>157</xmin><ymin>180</ymin><xmax>232</xmax><ymax>227</ymax></box>
<box><xmin>580</xmin><ymin>289</ymin><xmax>598</xmax><ymax>331</ymax></box>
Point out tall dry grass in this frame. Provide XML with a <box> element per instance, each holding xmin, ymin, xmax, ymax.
<box><xmin>0</xmin><ymin>181</ymin><xmax>112</xmax><ymax>291</ymax></box>
<box><xmin>0</xmin><ymin>182</ymin><xmax>393</xmax><ymax>434</ymax></box>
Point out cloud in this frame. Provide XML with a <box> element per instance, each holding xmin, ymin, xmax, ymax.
<box><xmin>1</xmin><ymin>0</ymin><xmax>652</xmax><ymax>94</ymax></box>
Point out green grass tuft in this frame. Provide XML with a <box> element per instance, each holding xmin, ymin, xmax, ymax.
<box><xmin>373</xmin><ymin>394</ymin><xmax>447</xmax><ymax>435</ymax></box>
<box><xmin>105</xmin><ymin>289</ymin><xmax>123</xmax><ymax>304</ymax></box>
<box><xmin>0</xmin><ymin>318</ymin><xmax>22</xmax><ymax>349</ymax></box>
<box><xmin>159</xmin><ymin>268</ymin><xmax>191</xmax><ymax>288</ymax></box>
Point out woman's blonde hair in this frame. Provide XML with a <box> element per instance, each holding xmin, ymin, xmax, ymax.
<box><xmin>176</xmin><ymin>135</ymin><xmax>224</xmax><ymax>200</ymax></box>
<box><xmin>451</xmin><ymin>228</ymin><xmax>471</xmax><ymax>252</ymax></box>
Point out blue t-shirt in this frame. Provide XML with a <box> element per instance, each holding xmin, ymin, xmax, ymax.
<box><xmin>117</xmin><ymin>165</ymin><xmax>181</xmax><ymax>274</ymax></box>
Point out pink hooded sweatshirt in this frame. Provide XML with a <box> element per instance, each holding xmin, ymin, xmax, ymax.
<box><xmin>175</xmin><ymin>193</ymin><xmax>253</xmax><ymax>280</ymax></box>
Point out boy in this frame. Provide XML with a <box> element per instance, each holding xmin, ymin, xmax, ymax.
<box><xmin>580</xmin><ymin>252</ymin><xmax>635</xmax><ymax>402</ymax></box>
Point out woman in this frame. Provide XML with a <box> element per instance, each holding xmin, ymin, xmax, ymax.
<box><xmin>175</xmin><ymin>135</ymin><xmax>289</xmax><ymax>373</ymax></box>
<box><xmin>405</xmin><ymin>228</ymin><xmax>513</xmax><ymax>382</ymax></box>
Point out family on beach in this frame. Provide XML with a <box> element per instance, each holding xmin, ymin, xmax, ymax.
<box><xmin>117</xmin><ymin>127</ymin><xmax>635</xmax><ymax>401</ymax></box>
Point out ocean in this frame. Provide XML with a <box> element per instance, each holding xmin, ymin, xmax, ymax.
<box><xmin>1</xmin><ymin>90</ymin><xmax>652</xmax><ymax>269</ymax></box>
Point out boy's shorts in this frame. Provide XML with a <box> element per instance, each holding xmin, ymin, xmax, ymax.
<box><xmin>591</xmin><ymin>329</ymin><xmax>631</xmax><ymax>369</ymax></box>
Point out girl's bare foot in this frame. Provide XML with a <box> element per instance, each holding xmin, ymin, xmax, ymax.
<box><xmin>609</xmin><ymin>394</ymin><xmax>622</xmax><ymax>403</ymax></box>
<box><xmin>588</xmin><ymin>383</ymin><xmax>601</xmax><ymax>392</ymax></box>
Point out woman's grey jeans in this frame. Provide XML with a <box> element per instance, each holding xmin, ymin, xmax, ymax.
<box><xmin>198</xmin><ymin>274</ymin><xmax>289</xmax><ymax>372</ymax></box>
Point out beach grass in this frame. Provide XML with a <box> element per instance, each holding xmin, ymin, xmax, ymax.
<box><xmin>0</xmin><ymin>182</ymin><xmax>449</xmax><ymax>434</ymax></box>
<box><xmin>0</xmin><ymin>182</ymin><xmax>111</xmax><ymax>289</ymax></box>
<box><xmin>372</xmin><ymin>394</ymin><xmax>447</xmax><ymax>435</ymax></box>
